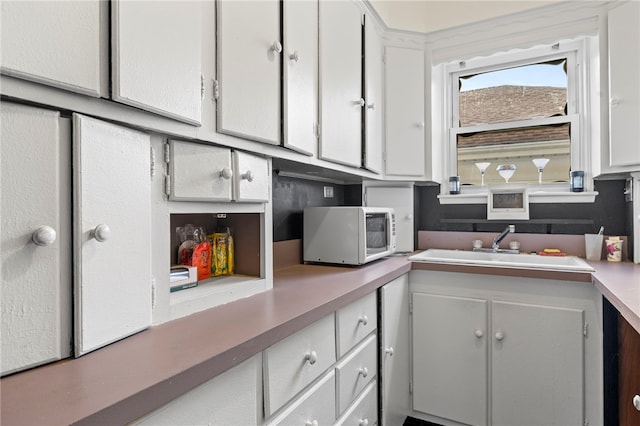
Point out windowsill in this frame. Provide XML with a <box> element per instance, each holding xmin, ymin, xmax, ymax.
<box><xmin>438</xmin><ymin>183</ymin><xmax>598</xmax><ymax>204</ymax></box>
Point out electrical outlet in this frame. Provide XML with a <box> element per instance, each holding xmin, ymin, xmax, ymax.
<box><xmin>324</xmin><ymin>186</ymin><xmax>334</xmax><ymax>198</ymax></box>
<box><xmin>624</xmin><ymin>178</ymin><xmax>633</xmax><ymax>202</ymax></box>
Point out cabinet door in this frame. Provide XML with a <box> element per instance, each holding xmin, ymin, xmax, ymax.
<box><xmin>217</xmin><ymin>0</ymin><xmax>281</xmax><ymax>145</ymax></box>
<box><xmin>319</xmin><ymin>0</ymin><xmax>362</xmax><ymax>167</ymax></box>
<box><xmin>1</xmin><ymin>103</ymin><xmax>72</xmax><ymax>376</ymax></box>
<box><xmin>133</xmin><ymin>354</ymin><xmax>262</xmax><ymax>425</ymax></box>
<box><xmin>412</xmin><ymin>293</ymin><xmax>488</xmax><ymax>426</ymax></box>
<box><xmin>73</xmin><ymin>114</ymin><xmax>152</xmax><ymax>356</ymax></box>
<box><xmin>384</xmin><ymin>46</ymin><xmax>425</xmax><ymax>177</ymax></box>
<box><xmin>0</xmin><ymin>0</ymin><xmax>106</xmax><ymax>97</ymax></box>
<box><xmin>365</xmin><ymin>186</ymin><xmax>414</xmax><ymax>253</ymax></box>
<box><xmin>379</xmin><ymin>275</ymin><xmax>410</xmax><ymax>426</ymax></box>
<box><xmin>169</xmin><ymin>140</ymin><xmax>233</xmax><ymax>202</ymax></box>
<box><xmin>608</xmin><ymin>1</ymin><xmax>640</xmax><ymax>168</ymax></box>
<box><xmin>283</xmin><ymin>0</ymin><xmax>318</xmax><ymax>156</ymax></box>
<box><xmin>619</xmin><ymin>313</ymin><xmax>640</xmax><ymax>425</ymax></box>
<box><xmin>491</xmin><ymin>301</ymin><xmax>584</xmax><ymax>426</ymax></box>
<box><xmin>112</xmin><ymin>1</ymin><xmax>202</xmax><ymax>125</ymax></box>
<box><xmin>233</xmin><ymin>151</ymin><xmax>270</xmax><ymax>202</ymax></box>
<box><xmin>363</xmin><ymin>16</ymin><xmax>383</xmax><ymax>173</ymax></box>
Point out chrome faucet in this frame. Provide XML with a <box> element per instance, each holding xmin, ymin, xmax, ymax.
<box><xmin>492</xmin><ymin>225</ymin><xmax>515</xmax><ymax>251</ymax></box>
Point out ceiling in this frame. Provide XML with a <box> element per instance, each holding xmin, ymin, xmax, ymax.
<box><xmin>369</xmin><ymin>0</ymin><xmax>559</xmax><ymax>33</ymax></box>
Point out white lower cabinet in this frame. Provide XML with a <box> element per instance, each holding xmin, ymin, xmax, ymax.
<box><xmin>336</xmin><ymin>334</ymin><xmax>377</xmax><ymax>415</ymax></box>
<box><xmin>263</xmin><ymin>292</ymin><xmax>379</xmax><ymax>425</ymax></box>
<box><xmin>132</xmin><ymin>354</ymin><xmax>262</xmax><ymax>425</ymax></box>
<box><xmin>263</xmin><ymin>314</ymin><xmax>337</xmax><ymax>417</ymax></box>
<box><xmin>264</xmin><ymin>369</ymin><xmax>336</xmax><ymax>426</ymax></box>
<box><xmin>410</xmin><ymin>270</ymin><xmax>602</xmax><ymax>426</ymax></box>
<box><xmin>379</xmin><ymin>274</ymin><xmax>411</xmax><ymax>426</ymax></box>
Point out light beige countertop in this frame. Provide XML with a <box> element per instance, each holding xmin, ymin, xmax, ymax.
<box><xmin>1</xmin><ymin>254</ymin><xmax>638</xmax><ymax>425</ymax></box>
<box><xmin>589</xmin><ymin>260</ymin><xmax>640</xmax><ymax>333</ymax></box>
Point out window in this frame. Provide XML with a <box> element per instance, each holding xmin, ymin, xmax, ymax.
<box><xmin>447</xmin><ymin>42</ymin><xmax>585</xmax><ymax>187</ymax></box>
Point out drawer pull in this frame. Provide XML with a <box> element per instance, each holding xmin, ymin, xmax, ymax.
<box><xmin>358</xmin><ymin>419</ymin><xmax>369</xmax><ymax>426</ymax></box>
<box><xmin>358</xmin><ymin>315</ymin><xmax>368</xmax><ymax>326</ymax></box>
<box><xmin>304</xmin><ymin>350</ymin><xmax>317</xmax><ymax>365</ymax></box>
<box><xmin>633</xmin><ymin>394</ymin><xmax>640</xmax><ymax>411</ymax></box>
<box><xmin>359</xmin><ymin>367</ymin><xmax>369</xmax><ymax>378</ymax></box>
<box><xmin>385</xmin><ymin>346</ymin><xmax>394</xmax><ymax>356</ymax></box>
<box><xmin>305</xmin><ymin>421</ymin><xmax>318</xmax><ymax>426</ymax></box>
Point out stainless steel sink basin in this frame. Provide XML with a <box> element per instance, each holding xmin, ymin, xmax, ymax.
<box><xmin>408</xmin><ymin>248</ymin><xmax>594</xmax><ymax>272</ymax></box>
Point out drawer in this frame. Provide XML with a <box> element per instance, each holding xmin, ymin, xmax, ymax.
<box><xmin>264</xmin><ymin>370</ymin><xmax>336</xmax><ymax>426</ymax></box>
<box><xmin>336</xmin><ymin>333</ymin><xmax>377</xmax><ymax>415</ymax></box>
<box><xmin>335</xmin><ymin>380</ymin><xmax>378</xmax><ymax>426</ymax></box>
<box><xmin>132</xmin><ymin>354</ymin><xmax>261</xmax><ymax>425</ymax></box>
<box><xmin>336</xmin><ymin>291</ymin><xmax>377</xmax><ymax>357</ymax></box>
<box><xmin>264</xmin><ymin>314</ymin><xmax>336</xmax><ymax>416</ymax></box>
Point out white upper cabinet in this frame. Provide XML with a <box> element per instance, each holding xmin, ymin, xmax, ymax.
<box><xmin>1</xmin><ymin>103</ymin><xmax>72</xmax><ymax>376</ymax></box>
<box><xmin>319</xmin><ymin>0</ymin><xmax>363</xmax><ymax>167</ymax></box>
<box><xmin>112</xmin><ymin>0</ymin><xmax>202</xmax><ymax>125</ymax></box>
<box><xmin>363</xmin><ymin>15</ymin><xmax>383</xmax><ymax>174</ymax></box>
<box><xmin>0</xmin><ymin>0</ymin><xmax>107</xmax><ymax>97</ymax></box>
<box><xmin>233</xmin><ymin>151</ymin><xmax>271</xmax><ymax>202</ymax></box>
<box><xmin>168</xmin><ymin>140</ymin><xmax>233</xmax><ymax>202</ymax></box>
<box><xmin>283</xmin><ymin>0</ymin><xmax>318</xmax><ymax>156</ymax></box>
<box><xmin>384</xmin><ymin>46</ymin><xmax>426</xmax><ymax>177</ymax></box>
<box><xmin>217</xmin><ymin>0</ymin><xmax>281</xmax><ymax>145</ymax></box>
<box><xmin>608</xmin><ymin>0</ymin><xmax>640</xmax><ymax>169</ymax></box>
<box><xmin>73</xmin><ymin>114</ymin><xmax>152</xmax><ymax>356</ymax></box>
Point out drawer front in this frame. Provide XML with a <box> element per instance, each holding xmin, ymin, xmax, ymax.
<box><xmin>336</xmin><ymin>291</ymin><xmax>377</xmax><ymax>357</ymax></box>
<box><xmin>133</xmin><ymin>354</ymin><xmax>261</xmax><ymax>425</ymax></box>
<box><xmin>335</xmin><ymin>380</ymin><xmax>378</xmax><ymax>426</ymax></box>
<box><xmin>336</xmin><ymin>333</ymin><xmax>377</xmax><ymax>415</ymax></box>
<box><xmin>265</xmin><ymin>370</ymin><xmax>336</xmax><ymax>426</ymax></box>
<box><xmin>169</xmin><ymin>140</ymin><xmax>233</xmax><ymax>202</ymax></box>
<box><xmin>264</xmin><ymin>314</ymin><xmax>336</xmax><ymax>416</ymax></box>
<box><xmin>233</xmin><ymin>151</ymin><xmax>269</xmax><ymax>202</ymax></box>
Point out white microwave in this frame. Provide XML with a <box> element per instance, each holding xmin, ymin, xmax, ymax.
<box><xmin>303</xmin><ymin>206</ymin><xmax>396</xmax><ymax>265</ymax></box>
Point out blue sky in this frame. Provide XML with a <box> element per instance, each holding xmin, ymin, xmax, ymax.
<box><xmin>460</xmin><ymin>63</ymin><xmax>567</xmax><ymax>91</ymax></box>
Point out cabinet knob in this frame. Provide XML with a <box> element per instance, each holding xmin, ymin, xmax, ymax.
<box><xmin>32</xmin><ymin>226</ymin><xmax>57</xmax><ymax>247</ymax></box>
<box><xmin>633</xmin><ymin>394</ymin><xmax>640</xmax><ymax>411</ymax></box>
<box><xmin>416</xmin><ymin>122</ymin><xmax>425</xmax><ymax>128</ymax></box>
<box><xmin>356</xmin><ymin>98</ymin><xmax>365</xmax><ymax>107</ymax></box>
<box><xmin>610</xmin><ymin>96</ymin><xmax>620</xmax><ymax>108</ymax></box>
<box><xmin>475</xmin><ymin>329</ymin><xmax>484</xmax><ymax>338</ymax></box>
<box><xmin>358</xmin><ymin>367</ymin><xmax>369</xmax><ymax>378</ymax></box>
<box><xmin>385</xmin><ymin>346</ymin><xmax>394</xmax><ymax>356</ymax></box>
<box><xmin>358</xmin><ymin>315</ymin><xmax>369</xmax><ymax>326</ymax></box>
<box><xmin>270</xmin><ymin>41</ymin><xmax>282</xmax><ymax>54</ymax></box>
<box><xmin>367</xmin><ymin>102</ymin><xmax>375</xmax><ymax>110</ymax></box>
<box><xmin>304</xmin><ymin>350</ymin><xmax>317</xmax><ymax>365</ymax></box>
<box><xmin>495</xmin><ymin>330</ymin><xmax>505</xmax><ymax>341</ymax></box>
<box><xmin>289</xmin><ymin>51</ymin><xmax>300</xmax><ymax>62</ymax></box>
<box><xmin>219</xmin><ymin>167</ymin><xmax>233</xmax><ymax>180</ymax></box>
<box><xmin>92</xmin><ymin>224</ymin><xmax>111</xmax><ymax>242</ymax></box>
<box><xmin>358</xmin><ymin>419</ymin><xmax>369</xmax><ymax>426</ymax></box>
<box><xmin>241</xmin><ymin>170</ymin><xmax>254</xmax><ymax>182</ymax></box>
<box><xmin>305</xmin><ymin>421</ymin><xmax>318</xmax><ymax>426</ymax></box>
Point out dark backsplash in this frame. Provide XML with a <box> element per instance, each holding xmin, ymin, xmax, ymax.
<box><xmin>272</xmin><ymin>174</ymin><xmax>633</xmax><ymax>258</ymax></box>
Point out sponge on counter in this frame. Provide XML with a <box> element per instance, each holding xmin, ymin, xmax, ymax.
<box><xmin>539</xmin><ymin>248</ymin><xmax>567</xmax><ymax>256</ymax></box>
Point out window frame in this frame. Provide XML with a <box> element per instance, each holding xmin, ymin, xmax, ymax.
<box><xmin>444</xmin><ymin>39</ymin><xmax>591</xmax><ymax>193</ymax></box>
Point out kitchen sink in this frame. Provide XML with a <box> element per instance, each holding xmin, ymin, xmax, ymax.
<box><xmin>408</xmin><ymin>248</ymin><xmax>595</xmax><ymax>272</ymax></box>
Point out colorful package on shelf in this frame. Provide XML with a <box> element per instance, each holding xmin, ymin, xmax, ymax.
<box><xmin>176</xmin><ymin>224</ymin><xmax>210</xmax><ymax>280</ymax></box>
<box><xmin>209</xmin><ymin>228</ymin><xmax>235</xmax><ymax>277</ymax></box>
